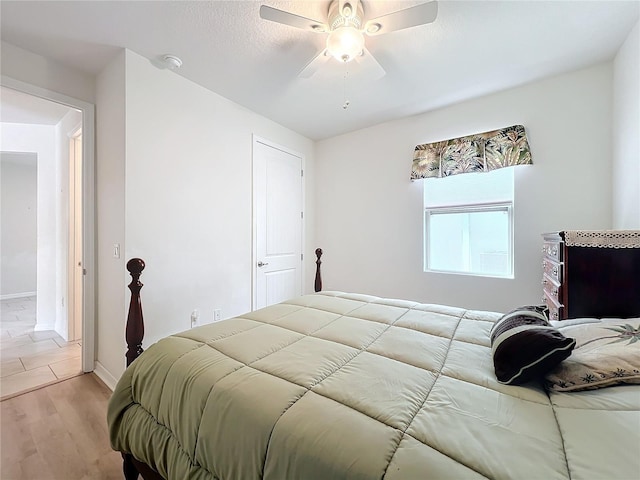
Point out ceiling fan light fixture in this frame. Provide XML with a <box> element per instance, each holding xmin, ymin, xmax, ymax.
<box><xmin>259</xmin><ymin>0</ymin><xmax>439</xmax><ymax>78</ymax></box>
<box><xmin>326</xmin><ymin>26</ymin><xmax>365</xmax><ymax>63</ymax></box>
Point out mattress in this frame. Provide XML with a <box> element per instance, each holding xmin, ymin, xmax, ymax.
<box><xmin>107</xmin><ymin>292</ymin><xmax>640</xmax><ymax>479</ymax></box>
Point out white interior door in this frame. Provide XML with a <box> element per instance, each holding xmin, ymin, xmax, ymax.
<box><xmin>253</xmin><ymin>138</ymin><xmax>303</xmax><ymax>309</ymax></box>
<box><xmin>69</xmin><ymin>132</ymin><xmax>83</xmax><ymax>341</ymax></box>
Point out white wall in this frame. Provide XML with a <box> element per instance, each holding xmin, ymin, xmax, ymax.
<box><xmin>95</xmin><ymin>50</ymin><xmax>126</xmax><ymax>383</ymax></box>
<box><xmin>96</xmin><ymin>50</ymin><xmax>315</xmax><ymax>382</ymax></box>
<box><xmin>1</xmin><ymin>42</ymin><xmax>95</xmax><ymax>104</ymax></box>
<box><xmin>316</xmin><ymin>63</ymin><xmax>613</xmax><ymax>313</ymax></box>
<box><xmin>124</xmin><ymin>48</ymin><xmax>316</xmax><ymax>346</ymax></box>
<box><xmin>612</xmin><ymin>21</ymin><xmax>640</xmax><ymax>229</ymax></box>
<box><xmin>1</xmin><ymin>152</ymin><xmax>37</xmax><ymax>296</ymax></box>
<box><xmin>0</xmin><ymin>123</ymin><xmax>58</xmax><ymax>328</ymax></box>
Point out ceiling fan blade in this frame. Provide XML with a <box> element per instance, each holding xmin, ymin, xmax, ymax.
<box><xmin>354</xmin><ymin>48</ymin><xmax>386</xmax><ymax>79</ymax></box>
<box><xmin>260</xmin><ymin>5</ymin><xmax>328</xmax><ymax>32</ymax></box>
<box><xmin>298</xmin><ymin>50</ymin><xmax>331</xmax><ymax>78</ymax></box>
<box><xmin>364</xmin><ymin>1</ymin><xmax>438</xmax><ymax>36</ymax></box>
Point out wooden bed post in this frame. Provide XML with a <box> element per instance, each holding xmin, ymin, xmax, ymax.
<box><xmin>314</xmin><ymin>248</ymin><xmax>323</xmax><ymax>292</ymax></box>
<box><xmin>123</xmin><ymin>258</ymin><xmax>146</xmax><ymax>480</ymax></box>
<box><xmin>123</xmin><ymin>258</ymin><xmax>166</xmax><ymax>480</ymax></box>
<box><xmin>122</xmin><ymin>454</ymin><xmax>138</xmax><ymax>480</ymax></box>
<box><xmin>126</xmin><ymin>258</ymin><xmax>145</xmax><ymax>367</ymax></box>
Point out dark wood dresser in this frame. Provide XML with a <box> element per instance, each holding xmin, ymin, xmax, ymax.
<box><xmin>541</xmin><ymin>230</ymin><xmax>640</xmax><ymax>320</ymax></box>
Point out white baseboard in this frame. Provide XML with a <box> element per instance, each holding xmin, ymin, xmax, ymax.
<box><xmin>1</xmin><ymin>291</ymin><xmax>36</xmax><ymax>300</ymax></box>
<box><xmin>93</xmin><ymin>361</ymin><xmax>118</xmax><ymax>391</ymax></box>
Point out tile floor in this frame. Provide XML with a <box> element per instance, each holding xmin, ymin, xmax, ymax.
<box><xmin>1</xmin><ymin>296</ymin><xmax>82</xmax><ymax>400</ymax></box>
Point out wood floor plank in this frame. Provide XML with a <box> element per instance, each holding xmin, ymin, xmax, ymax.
<box><xmin>21</xmin><ymin>343</ymin><xmax>81</xmax><ymax>371</ymax></box>
<box><xmin>1</xmin><ymin>373</ymin><xmax>123</xmax><ymax>480</ymax></box>
<box><xmin>1</xmin><ymin>334</ymin><xmax>35</xmax><ymax>349</ymax></box>
<box><xmin>49</xmin><ymin>357</ymin><xmax>83</xmax><ymax>380</ymax></box>
<box><xmin>1</xmin><ymin>339</ymin><xmax>59</xmax><ymax>361</ymax></box>
<box><xmin>0</xmin><ymin>366</ymin><xmax>57</xmax><ymax>399</ymax></box>
<box><xmin>29</xmin><ymin>414</ymin><xmax>89</xmax><ymax>479</ymax></box>
<box><xmin>29</xmin><ymin>331</ymin><xmax>64</xmax><ymax>342</ymax></box>
<box><xmin>1</xmin><ymin>357</ymin><xmax>26</xmax><ymax>378</ymax></box>
<box><xmin>47</xmin><ymin>376</ymin><xmax>111</xmax><ymax>463</ymax></box>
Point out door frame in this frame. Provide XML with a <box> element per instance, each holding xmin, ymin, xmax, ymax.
<box><xmin>251</xmin><ymin>135</ymin><xmax>305</xmax><ymax>311</ymax></box>
<box><xmin>1</xmin><ymin>75</ymin><xmax>96</xmax><ymax>373</ymax></box>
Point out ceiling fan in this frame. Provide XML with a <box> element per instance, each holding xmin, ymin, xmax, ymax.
<box><xmin>260</xmin><ymin>0</ymin><xmax>438</xmax><ymax>79</ymax></box>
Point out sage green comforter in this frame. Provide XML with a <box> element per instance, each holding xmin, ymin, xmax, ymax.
<box><xmin>108</xmin><ymin>292</ymin><xmax>640</xmax><ymax>479</ymax></box>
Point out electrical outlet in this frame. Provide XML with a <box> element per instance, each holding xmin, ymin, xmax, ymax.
<box><xmin>214</xmin><ymin>309</ymin><xmax>221</xmax><ymax>322</ymax></box>
<box><xmin>191</xmin><ymin>310</ymin><xmax>199</xmax><ymax>328</ymax></box>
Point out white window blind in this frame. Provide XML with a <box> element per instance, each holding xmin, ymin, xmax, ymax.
<box><xmin>424</xmin><ymin>167</ymin><xmax>513</xmax><ymax>207</ymax></box>
<box><xmin>424</xmin><ymin>168</ymin><xmax>514</xmax><ymax>278</ymax></box>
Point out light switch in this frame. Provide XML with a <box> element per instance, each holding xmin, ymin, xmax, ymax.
<box><xmin>113</xmin><ymin>243</ymin><xmax>120</xmax><ymax>259</ymax></box>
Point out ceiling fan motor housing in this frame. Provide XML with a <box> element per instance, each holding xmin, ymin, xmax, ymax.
<box><xmin>328</xmin><ymin>0</ymin><xmax>364</xmax><ymax>31</ymax></box>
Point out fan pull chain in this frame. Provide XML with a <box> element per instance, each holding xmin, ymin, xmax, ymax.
<box><xmin>342</xmin><ymin>63</ymin><xmax>350</xmax><ymax>110</ymax></box>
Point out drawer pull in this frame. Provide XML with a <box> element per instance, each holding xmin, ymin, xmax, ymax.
<box><xmin>552</xmin><ymin>266</ymin><xmax>558</xmax><ymax>276</ymax></box>
<box><xmin>551</xmin><ymin>311</ymin><xmax>559</xmax><ymax>321</ymax></box>
<box><xmin>551</xmin><ymin>247</ymin><xmax>557</xmax><ymax>256</ymax></box>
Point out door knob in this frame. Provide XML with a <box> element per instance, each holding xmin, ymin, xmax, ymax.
<box><xmin>257</xmin><ymin>261</ymin><xmax>269</xmax><ymax>267</ymax></box>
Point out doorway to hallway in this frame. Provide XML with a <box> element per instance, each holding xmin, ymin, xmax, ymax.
<box><xmin>1</xmin><ymin>84</ymin><xmax>92</xmax><ymax>397</ymax></box>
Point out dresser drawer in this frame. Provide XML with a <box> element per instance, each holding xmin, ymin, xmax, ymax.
<box><xmin>542</xmin><ymin>241</ymin><xmax>562</xmax><ymax>262</ymax></box>
<box><xmin>542</xmin><ymin>258</ymin><xmax>562</xmax><ymax>284</ymax></box>
<box><xmin>542</xmin><ymin>274</ymin><xmax>562</xmax><ymax>305</ymax></box>
<box><xmin>543</xmin><ymin>290</ymin><xmax>564</xmax><ymax>321</ymax></box>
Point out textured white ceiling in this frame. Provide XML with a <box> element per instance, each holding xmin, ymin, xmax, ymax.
<box><xmin>1</xmin><ymin>1</ymin><xmax>638</xmax><ymax>140</ymax></box>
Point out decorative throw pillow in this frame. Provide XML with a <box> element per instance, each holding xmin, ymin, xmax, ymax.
<box><xmin>545</xmin><ymin>318</ymin><xmax>640</xmax><ymax>392</ymax></box>
<box><xmin>491</xmin><ymin>306</ymin><xmax>576</xmax><ymax>385</ymax></box>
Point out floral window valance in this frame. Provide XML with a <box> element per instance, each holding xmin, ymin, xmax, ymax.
<box><xmin>411</xmin><ymin>124</ymin><xmax>532</xmax><ymax>180</ymax></box>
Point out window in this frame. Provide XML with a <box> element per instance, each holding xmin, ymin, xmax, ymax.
<box><xmin>424</xmin><ymin>167</ymin><xmax>514</xmax><ymax>278</ymax></box>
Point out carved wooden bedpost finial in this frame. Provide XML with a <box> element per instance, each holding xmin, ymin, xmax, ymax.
<box><xmin>314</xmin><ymin>248</ymin><xmax>323</xmax><ymax>293</ymax></box>
<box><xmin>126</xmin><ymin>258</ymin><xmax>145</xmax><ymax>367</ymax></box>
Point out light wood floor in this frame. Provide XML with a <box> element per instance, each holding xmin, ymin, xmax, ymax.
<box><xmin>1</xmin><ymin>297</ymin><xmax>83</xmax><ymax>400</ymax></box>
<box><xmin>0</xmin><ymin>373</ymin><xmax>123</xmax><ymax>479</ymax></box>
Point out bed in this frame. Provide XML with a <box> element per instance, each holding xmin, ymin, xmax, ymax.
<box><xmin>107</xmin><ymin>257</ymin><xmax>640</xmax><ymax>480</ymax></box>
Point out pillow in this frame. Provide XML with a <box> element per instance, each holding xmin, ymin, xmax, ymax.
<box><xmin>545</xmin><ymin>318</ymin><xmax>640</xmax><ymax>392</ymax></box>
<box><xmin>490</xmin><ymin>305</ymin><xmax>576</xmax><ymax>385</ymax></box>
